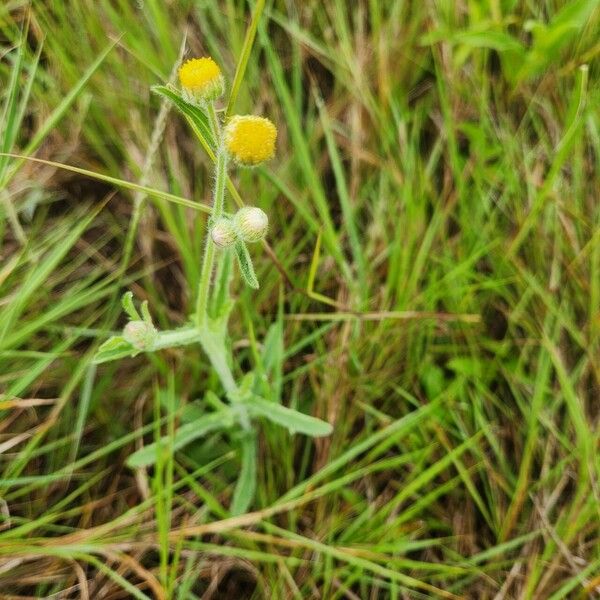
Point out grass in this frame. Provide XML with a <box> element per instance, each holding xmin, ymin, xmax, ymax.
<box><xmin>1</xmin><ymin>0</ymin><xmax>599</xmax><ymax>598</ymax></box>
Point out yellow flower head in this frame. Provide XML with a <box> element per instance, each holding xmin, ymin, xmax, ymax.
<box><xmin>224</xmin><ymin>115</ymin><xmax>277</xmax><ymax>166</ymax></box>
<box><xmin>178</xmin><ymin>57</ymin><xmax>224</xmax><ymax>102</ymax></box>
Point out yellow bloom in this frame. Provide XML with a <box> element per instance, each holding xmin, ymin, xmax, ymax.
<box><xmin>224</xmin><ymin>115</ymin><xmax>277</xmax><ymax>166</ymax></box>
<box><xmin>178</xmin><ymin>57</ymin><xmax>224</xmax><ymax>102</ymax></box>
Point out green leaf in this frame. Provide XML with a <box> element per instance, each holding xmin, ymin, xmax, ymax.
<box><xmin>0</xmin><ymin>153</ymin><xmax>210</xmax><ymax>213</ymax></box>
<box><xmin>152</xmin><ymin>85</ymin><xmax>215</xmax><ymax>152</ymax></box>
<box><xmin>420</xmin><ymin>364</ymin><xmax>445</xmax><ymax>400</ymax></box>
<box><xmin>447</xmin><ymin>357</ymin><xmax>483</xmax><ymax>378</ymax></box>
<box><xmin>92</xmin><ymin>336</ymin><xmax>138</xmax><ymax>364</ymax></box>
<box><xmin>126</xmin><ymin>411</ymin><xmax>231</xmax><ymax>469</ymax></box>
<box><xmin>262</xmin><ymin>318</ymin><xmax>284</xmax><ymax>403</ymax></box>
<box><xmin>225</xmin><ymin>0</ymin><xmax>266</xmax><ymax>117</ymax></box>
<box><xmin>239</xmin><ymin>372</ymin><xmax>255</xmax><ymax>396</ymax></box>
<box><xmin>211</xmin><ymin>249</ymin><xmax>234</xmax><ymax>319</ymax></box>
<box><xmin>234</xmin><ymin>241</ymin><xmax>259</xmax><ymax>289</ymax></box>
<box><xmin>247</xmin><ymin>396</ymin><xmax>332</xmax><ymax>437</ymax></box>
<box><xmin>518</xmin><ymin>0</ymin><xmax>598</xmax><ymax>81</ymax></box>
<box><xmin>420</xmin><ymin>27</ymin><xmax>525</xmax><ymax>54</ymax></box>
<box><xmin>140</xmin><ymin>300</ymin><xmax>153</xmax><ymax>324</ymax></box>
<box><xmin>121</xmin><ymin>291</ymin><xmax>140</xmax><ymax>320</ymax></box>
<box><xmin>230</xmin><ymin>432</ymin><xmax>257</xmax><ymax>515</ymax></box>
<box><xmin>550</xmin><ymin>0</ymin><xmax>598</xmax><ymax>31</ymax></box>
<box><xmin>454</xmin><ymin>30</ymin><xmax>525</xmax><ymax>53</ymax></box>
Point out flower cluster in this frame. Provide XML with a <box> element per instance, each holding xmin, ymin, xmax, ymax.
<box><xmin>179</xmin><ymin>55</ymin><xmax>277</xmax><ymax>287</ymax></box>
<box><xmin>178</xmin><ymin>56</ymin><xmax>277</xmax><ymax>167</ymax></box>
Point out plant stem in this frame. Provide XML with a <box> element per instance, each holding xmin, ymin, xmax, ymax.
<box><xmin>191</xmin><ymin>102</ymin><xmax>238</xmax><ymax>403</ymax></box>
<box><xmin>205</xmin><ymin>100</ymin><xmax>230</xmax><ymax>313</ymax></box>
<box><xmin>206</xmin><ymin>101</ymin><xmax>220</xmax><ymax>138</ymax></box>
<box><xmin>195</xmin><ymin>105</ymin><xmax>228</xmax><ymax>327</ymax></box>
<box><xmin>196</xmin><ymin>232</ymin><xmax>216</xmax><ymax>327</ymax></box>
<box><xmin>210</xmin><ymin>247</ymin><xmax>233</xmax><ymax>315</ymax></box>
<box><xmin>152</xmin><ymin>327</ymin><xmax>203</xmax><ymax>349</ymax></box>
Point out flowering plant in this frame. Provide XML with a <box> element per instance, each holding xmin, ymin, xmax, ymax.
<box><xmin>93</xmin><ymin>55</ymin><xmax>331</xmax><ymax>514</ymax></box>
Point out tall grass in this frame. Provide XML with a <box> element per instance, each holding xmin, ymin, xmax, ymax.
<box><xmin>0</xmin><ymin>1</ymin><xmax>599</xmax><ymax>598</ymax></box>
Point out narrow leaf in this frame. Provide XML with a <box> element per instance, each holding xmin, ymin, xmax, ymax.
<box><xmin>141</xmin><ymin>300</ymin><xmax>153</xmax><ymax>324</ymax></box>
<box><xmin>121</xmin><ymin>291</ymin><xmax>140</xmax><ymax>320</ymax></box>
<box><xmin>234</xmin><ymin>241</ymin><xmax>259</xmax><ymax>289</ymax></box>
<box><xmin>225</xmin><ymin>0</ymin><xmax>266</xmax><ymax>117</ymax></box>
<box><xmin>126</xmin><ymin>412</ymin><xmax>230</xmax><ymax>469</ymax></box>
<box><xmin>262</xmin><ymin>317</ymin><xmax>284</xmax><ymax>403</ymax></box>
<box><xmin>247</xmin><ymin>396</ymin><xmax>332</xmax><ymax>437</ymax></box>
<box><xmin>0</xmin><ymin>153</ymin><xmax>211</xmax><ymax>213</ymax></box>
<box><xmin>230</xmin><ymin>432</ymin><xmax>257</xmax><ymax>515</ymax></box>
<box><xmin>93</xmin><ymin>337</ymin><xmax>138</xmax><ymax>364</ymax></box>
<box><xmin>152</xmin><ymin>85</ymin><xmax>215</xmax><ymax>154</ymax></box>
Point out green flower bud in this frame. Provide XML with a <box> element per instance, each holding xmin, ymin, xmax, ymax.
<box><xmin>233</xmin><ymin>207</ymin><xmax>268</xmax><ymax>243</ymax></box>
<box><xmin>123</xmin><ymin>320</ymin><xmax>157</xmax><ymax>350</ymax></box>
<box><xmin>210</xmin><ymin>218</ymin><xmax>237</xmax><ymax>248</ymax></box>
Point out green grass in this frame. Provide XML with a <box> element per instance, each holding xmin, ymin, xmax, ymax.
<box><xmin>1</xmin><ymin>0</ymin><xmax>599</xmax><ymax>598</ymax></box>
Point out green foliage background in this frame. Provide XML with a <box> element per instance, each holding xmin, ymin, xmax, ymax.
<box><xmin>0</xmin><ymin>1</ymin><xmax>599</xmax><ymax>598</ymax></box>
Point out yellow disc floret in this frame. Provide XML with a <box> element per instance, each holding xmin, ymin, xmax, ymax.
<box><xmin>178</xmin><ymin>57</ymin><xmax>224</xmax><ymax>102</ymax></box>
<box><xmin>224</xmin><ymin>115</ymin><xmax>277</xmax><ymax>166</ymax></box>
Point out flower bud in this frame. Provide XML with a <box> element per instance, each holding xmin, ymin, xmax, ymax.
<box><xmin>233</xmin><ymin>207</ymin><xmax>268</xmax><ymax>243</ymax></box>
<box><xmin>210</xmin><ymin>218</ymin><xmax>237</xmax><ymax>248</ymax></box>
<box><xmin>224</xmin><ymin>115</ymin><xmax>277</xmax><ymax>166</ymax></box>
<box><xmin>123</xmin><ymin>320</ymin><xmax>157</xmax><ymax>350</ymax></box>
<box><xmin>178</xmin><ymin>57</ymin><xmax>225</xmax><ymax>103</ymax></box>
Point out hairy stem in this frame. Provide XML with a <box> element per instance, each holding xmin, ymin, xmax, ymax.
<box><xmin>196</xmin><ymin>106</ymin><xmax>228</xmax><ymax>326</ymax></box>
<box><xmin>206</xmin><ymin>101</ymin><xmax>220</xmax><ymax>139</ymax></box>
<box><xmin>196</xmin><ymin>232</ymin><xmax>216</xmax><ymax>326</ymax></box>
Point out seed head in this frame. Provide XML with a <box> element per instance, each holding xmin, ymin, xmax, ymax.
<box><xmin>178</xmin><ymin>57</ymin><xmax>224</xmax><ymax>102</ymax></box>
<box><xmin>211</xmin><ymin>218</ymin><xmax>237</xmax><ymax>248</ymax></box>
<box><xmin>123</xmin><ymin>320</ymin><xmax>157</xmax><ymax>350</ymax></box>
<box><xmin>224</xmin><ymin>115</ymin><xmax>277</xmax><ymax>166</ymax></box>
<box><xmin>233</xmin><ymin>207</ymin><xmax>268</xmax><ymax>243</ymax></box>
